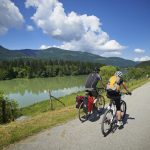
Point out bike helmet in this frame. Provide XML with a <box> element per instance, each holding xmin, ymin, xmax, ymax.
<box><xmin>115</xmin><ymin>71</ymin><xmax>123</xmax><ymax>77</ymax></box>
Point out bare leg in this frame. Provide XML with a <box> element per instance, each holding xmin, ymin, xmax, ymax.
<box><xmin>117</xmin><ymin>111</ymin><xmax>121</xmax><ymax>121</ymax></box>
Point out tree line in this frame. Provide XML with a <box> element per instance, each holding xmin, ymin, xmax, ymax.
<box><xmin>0</xmin><ymin>59</ymin><xmax>104</xmax><ymax>80</ymax></box>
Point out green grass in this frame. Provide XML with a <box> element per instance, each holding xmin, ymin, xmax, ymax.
<box><xmin>0</xmin><ymin>106</ymin><xmax>77</xmax><ymax>149</ymax></box>
<box><xmin>127</xmin><ymin>78</ymin><xmax>149</xmax><ymax>91</ymax></box>
<box><xmin>0</xmin><ymin>77</ymin><xmax>150</xmax><ymax>149</ymax></box>
<box><xmin>21</xmin><ymin>91</ymin><xmax>84</xmax><ymax>116</ymax></box>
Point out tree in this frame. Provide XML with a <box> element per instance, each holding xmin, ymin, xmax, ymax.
<box><xmin>100</xmin><ymin>65</ymin><xmax>117</xmax><ymax>83</ymax></box>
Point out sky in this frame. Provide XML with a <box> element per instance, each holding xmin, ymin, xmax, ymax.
<box><xmin>0</xmin><ymin>0</ymin><xmax>150</xmax><ymax>61</ymax></box>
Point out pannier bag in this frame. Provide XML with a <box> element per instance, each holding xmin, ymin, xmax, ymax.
<box><xmin>76</xmin><ymin>96</ymin><xmax>85</xmax><ymax>108</ymax></box>
<box><xmin>87</xmin><ymin>96</ymin><xmax>94</xmax><ymax>112</ymax></box>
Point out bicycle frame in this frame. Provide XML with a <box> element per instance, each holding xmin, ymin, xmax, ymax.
<box><xmin>78</xmin><ymin>88</ymin><xmax>105</xmax><ymax>122</ymax></box>
<box><xmin>107</xmin><ymin>100</ymin><xmax>117</xmax><ymax>124</ymax></box>
<box><xmin>101</xmin><ymin>92</ymin><xmax>130</xmax><ymax>136</ymax></box>
<box><xmin>107</xmin><ymin>93</ymin><xmax>125</xmax><ymax>120</ymax></box>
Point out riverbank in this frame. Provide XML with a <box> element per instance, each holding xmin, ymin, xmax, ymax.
<box><xmin>0</xmin><ymin>75</ymin><xmax>86</xmax><ymax>107</ymax></box>
<box><xmin>0</xmin><ymin>78</ymin><xmax>150</xmax><ymax>149</ymax></box>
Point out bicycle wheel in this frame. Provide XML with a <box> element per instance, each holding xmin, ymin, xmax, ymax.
<box><xmin>101</xmin><ymin>109</ymin><xmax>113</xmax><ymax>136</ymax></box>
<box><xmin>78</xmin><ymin>102</ymin><xmax>88</xmax><ymax>122</ymax></box>
<box><xmin>95</xmin><ymin>95</ymin><xmax>105</xmax><ymax>111</ymax></box>
<box><xmin>120</xmin><ymin>100</ymin><xmax>126</xmax><ymax>120</ymax></box>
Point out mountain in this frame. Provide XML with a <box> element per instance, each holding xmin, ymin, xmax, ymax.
<box><xmin>136</xmin><ymin>60</ymin><xmax>150</xmax><ymax>68</ymax></box>
<box><xmin>0</xmin><ymin>45</ymin><xmax>27</xmax><ymax>59</ymax></box>
<box><xmin>0</xmin><ymin>45</ymin><xmax>137</xmax><ymax>67</ymax></box>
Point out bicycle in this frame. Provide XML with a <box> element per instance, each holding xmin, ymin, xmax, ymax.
<box><xmin>101</xmin><ymin>92</ymin><xmax>131</xmax><ymax>136</ymax></box>
<box><xmin>78</xmin><ymin>88</ymin><xmax>105</xmax><ymax>122</ymax></box>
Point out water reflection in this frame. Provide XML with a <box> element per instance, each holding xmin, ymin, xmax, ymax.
<box><xmin>8</xmin><ymin>86</ymin><xmax>84</xmax><ymax>107</ymax></box>
<box><xmin>0</xmin><ymin>76</ymin><xmax>86</xmax><ymax>107</ymax></box>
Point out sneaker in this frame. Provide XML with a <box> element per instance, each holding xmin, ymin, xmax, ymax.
<box><xmin>117</xmin><ymin>120</ymin><xmax>123</xmax><ymax>127</ymax></box>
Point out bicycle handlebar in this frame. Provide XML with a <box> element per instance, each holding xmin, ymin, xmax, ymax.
<box><xmin>85</xmin><ymin>87</ymin><xmax>105</xmax><ymax>91</ymax></box>
<box><xmin>96</xmin><ymin>87</ymin><xmax>106</xmax><ymax>91</ymax></box>
<box><xmin>121</xmin><ymin>92</ymin><xmax>132</xmax><ymax>96</ymax></box>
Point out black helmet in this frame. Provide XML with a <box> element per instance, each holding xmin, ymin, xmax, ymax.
<box><xmin>94</xmin><ymin>67</ymin><xmax>100</xmax><ymax>72</ymax></box>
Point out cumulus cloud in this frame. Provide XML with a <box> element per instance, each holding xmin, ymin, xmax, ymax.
<box><xmin>99</xmin><ymin>40</ymin><xmax>125</xmax><ymax>52</ymax></box>
<box><xmin>26</xmin><ymin>25</ymin><xmax>34</xmax><ymax>31</ymax></box>
<box><xmin>0</xmin><ymin>0</ymin><xmax>24</xmax><ymax>35</ymax></box>
<box><xmin>134</xmin><ymin>48</ymin><xmax>145</xmax><ymax>53</ymax></box>
<box><xmin>26</xmin><ymin>0</ymin><xmax>125</xmax><ymax>55</ymax></box>
<box><xmin>134</xmin><ymin>56</ymin><xmax>150</xmax><ymax>62</ymax></box>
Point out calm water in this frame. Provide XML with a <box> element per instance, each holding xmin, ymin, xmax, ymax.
<box><xmin>0</xmin><ymin>76</ymin><xmax>87</xmax><ymax>107</ymax></box>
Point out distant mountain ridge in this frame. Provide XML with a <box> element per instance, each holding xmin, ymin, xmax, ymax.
<box><xmin>0</xmin><ymin>45</ymin><xmax>137</xmax><ymax>67</ymax></box>
<box><xmin>136</xmin><ymin>60</ymin><xmax>150</xmax><ymax>67</ymax></box>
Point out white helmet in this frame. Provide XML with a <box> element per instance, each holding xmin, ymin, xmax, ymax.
<box><xmin>115</xmin><ymin>71</ymin><xmax>123</xmax><ymax>77</ymax></box>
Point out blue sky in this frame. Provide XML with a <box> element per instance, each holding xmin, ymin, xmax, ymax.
<box><xmin>0</xmin><ymin>0</ymin><xmax>150</xmax><ymax>61</ymax></box>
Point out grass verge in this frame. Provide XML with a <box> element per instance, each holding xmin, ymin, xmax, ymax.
<box><xmin>0</xmin><ymin>78</ymin><xmax>150</xmax><ymax>149</ymax></box>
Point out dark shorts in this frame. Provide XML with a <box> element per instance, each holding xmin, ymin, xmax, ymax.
<box><xmin>85</xmin><ymin>89</ymin><xmax>99</xmax><ymax>98</ymax></box>
<box><xmin>106</xmin><ymin>89</ymin><xmax>121</xmax><ymax>111</ymax></box>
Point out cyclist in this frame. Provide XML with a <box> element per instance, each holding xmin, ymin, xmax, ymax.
<box><xmin>106</xmin><ymin>71</ymin><xmax>131</xmax><ymax>127</ymax></box>
<box><xmin>85</xmin><ymin>67</ymin><xmax>105</xmax><ymax>117</ymax></box>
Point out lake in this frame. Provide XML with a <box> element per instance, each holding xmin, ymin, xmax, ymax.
<box><xmin>0</xmin><ymin>76</ymin><xmax>87</xmax><ymax>107</ymax></box>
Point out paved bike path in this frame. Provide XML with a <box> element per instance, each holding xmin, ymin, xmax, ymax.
<box><xmin>5</xmin><ymin>82</ymin><xmax>150</xmax><ymax>150</ymax></box>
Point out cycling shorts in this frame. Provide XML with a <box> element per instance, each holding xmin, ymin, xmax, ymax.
<box><xmin>106</xmin><ymin>89</ymin><xmax>121</xmax><ymax>111</ymax></box>
<box><xmin>85</xmin><ymin>89</ymin><xmax>98</xmax><ymax>98</ymax></box>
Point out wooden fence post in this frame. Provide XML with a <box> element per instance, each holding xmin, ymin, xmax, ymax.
<box><xmin>48</xmin><ymin>90</ymin><xmax>53</xmax><ymax>110</ymax></box>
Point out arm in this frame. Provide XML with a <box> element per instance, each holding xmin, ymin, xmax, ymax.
<box><xmin>100</xmin><ymin>80</ymin><xmax>106</xmax><ymax>89</ymax></box>
<box><xmin>97</xmin><ymin>73</ymin><xmax>106</xmax><ymax>89</ymax></box>
<box><xmin>122</xmin><ymin>82</ymin><xmax>130</xmax><ymax>92</ymax></box>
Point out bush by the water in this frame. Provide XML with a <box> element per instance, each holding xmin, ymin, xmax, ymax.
<box><xmin>100</xmin><ymin>65</ymin><xmax>118</xmax><ymax>83</ymax></box>
<box><xmin>0</xmin><ymin>92</ymin><xmax>21</xmax><ymax>124</ymax></box>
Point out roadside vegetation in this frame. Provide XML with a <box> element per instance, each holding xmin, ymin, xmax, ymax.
<box><xmin>0</xmin><ymin>65</ymin><xmax>150</xmax><ymax>149</ymax></box>
<box><xmin>0</xmin><ymin>92</ymin><xmax>21</xmax><ymax>124</ymax></box>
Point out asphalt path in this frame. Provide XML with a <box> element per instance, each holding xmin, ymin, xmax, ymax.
<box><xmin>5</xmin><ymin>82</ymin><xmax>150</xmax><ymax>150</ymax></box>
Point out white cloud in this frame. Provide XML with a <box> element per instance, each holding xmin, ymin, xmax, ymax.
<box><xmin>0</xmin><ymin>27</ymin><xmax>8</xmax><ymax>35</ymax></box>
<box><xmin>134</xmin><ymin>48</ymin><xmax>145</xmax><ymax>53</ymax></box>
<box><xmin>40</xmin><ymin>44</ymin><xmax>51</xmax><ymax>49</ymax></box>
<box><xmin>0</xmin><ymin>0</ymin><xmax>24</xmax><ymax>35</ymax></box>
<box><xmin>26</xmin><ymin>25</ymin><xmax>34</xmax><ymax>31</ymax></box>
<box><xmin>26</xmin><ymin>0</ymin><xmax>125</xmax><ymax>55</ymax></box>
<box><xmin>134</xmin><ymin>56</ymin><xmax>150</xmax><ymax>62</ymax></box>
<box><xmin>99</xmin><ymin>40</ymin><xmax>125</xmax><ymax>51</ymax></box>
<box><xmin>101</xmin><ymin>51</ymin><xmax>122</xmax><ymax>57</ymax></box>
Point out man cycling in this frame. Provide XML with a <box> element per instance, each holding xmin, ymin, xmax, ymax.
<box><xmin>106</xmin><ymin>71</ymin><xmax>131</xmax><ymax>127</ymax></box>
<box><xmin>85</xmin><ymin>67</ymin><xmax>105</xmax><ymax>116</ymax></box>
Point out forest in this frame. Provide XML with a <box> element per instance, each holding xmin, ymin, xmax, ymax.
<box><xmin>0</xmin><ymin>59</ymin><xmax>104</xmax><ymax>80</ymax></box>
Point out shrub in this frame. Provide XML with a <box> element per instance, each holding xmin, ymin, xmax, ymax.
<box><xmin>0</xmin><ymin>92</ymin><xmax>21</xmax><ymax>124</ymax></box>
<box><xmin>100</xmin><ymin>65</ymin><xmax>117</xmax><ymax>83</ymax></box>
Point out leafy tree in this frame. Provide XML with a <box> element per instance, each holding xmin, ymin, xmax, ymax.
<box><xmin>125</xmin><ymin>68</ymin><xmax>146</xmax><ymax>80</ymax></box>
<box><xmin>100</xmin><ymin>65</ymin><xmax>117</xmax><ymax>83</ymax></box>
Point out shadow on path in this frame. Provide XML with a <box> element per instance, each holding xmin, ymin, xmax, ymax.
<box><xmin>88</xmin><ymin>108</ymin><xmax>106</xmax><ymax>122</ymax></box>
<box><xmin>112</xmin><ymin>114</ymin><xmax>135</xmax><ymax>132</ymax></box>
<box><xmin>123</xmin><ymin>114</ymin><xmax>135</xmax><ymax>126</ymax></box>
<box><xmin>102</xmin><ymin>114</ymin><xmax>135</xmax><ymax>137</ymax></box>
